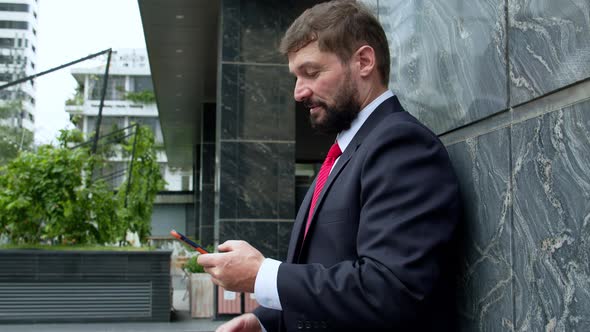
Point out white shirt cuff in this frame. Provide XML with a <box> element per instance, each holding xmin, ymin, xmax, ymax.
<box><xmin>254</xmin><ymin>258</ymin><xmax>282</xmax><ymax>310</ymax></box>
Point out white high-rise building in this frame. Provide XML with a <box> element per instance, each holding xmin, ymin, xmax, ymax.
<box><xmin>65</xmin><ymin>48</ymin><xmax>194</xmax><ymax>237</ymax></box>
<box><xmin>0</xmin><ymin>0</ymin><xmax>38</xmax><ymax>131</ymax></box>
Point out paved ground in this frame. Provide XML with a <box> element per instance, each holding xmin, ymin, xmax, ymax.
<box><xmin>1</xmin><ymin>314</ymin><xmax>228</xmax><ymax>332</ymax></box>
<box><xmin>0</xmin><ymin>320</ymin><xmax>226</xmax><ymax>332</ymax></box>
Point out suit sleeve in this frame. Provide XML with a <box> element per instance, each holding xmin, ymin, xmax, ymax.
<box><xmin>276</xmin><ymin>121</ymin><xmax>461</xmax><ymax>328</ymax></box>
<box><xmin>253</xmin><ymin>306</ymin><xmax>281</xmax><ymax>332</ymax></box>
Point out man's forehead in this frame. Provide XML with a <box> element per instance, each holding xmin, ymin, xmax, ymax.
<box><xmin>288</xmin><ymin>43</ymin><xmax>333</xmax><ymax>73</ymax></box>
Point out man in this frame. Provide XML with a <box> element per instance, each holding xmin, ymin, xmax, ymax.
<box><xmin>198</xmin><ymin>1</ymin><xmax>462</xmax><ymax>331</ymax></box>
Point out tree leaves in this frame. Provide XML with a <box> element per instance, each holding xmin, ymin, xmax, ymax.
<box><xmin>0</xmin><ymin>125</ymin><xmax>163</xmax><ymax>246</ymax></box>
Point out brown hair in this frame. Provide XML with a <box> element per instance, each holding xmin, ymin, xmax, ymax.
<box><xmin>280</xmin><ymin>0</ymin><xmax>390</xmax><ymax>86</ymax></box>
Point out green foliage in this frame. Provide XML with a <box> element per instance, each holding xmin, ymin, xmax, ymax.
<box><xmin>115</xmin><ymin>124</ymin><xmax>165</xmax><ymax>242</ymax></box>
<box><xmin>65</xmin><ymin>85</ymin><xmax>84</xmax><ymax>106</ymax></box>
<box><xmin>56</xmin><ymin>128</ymin><xmax>84</xmax><ymax>148</ymax></box>
<box><xmin>184</xmin><ymin>255</ymin><xmax>205</xmax><ymax>273</ymax></box>
<box><xmin>124</xmin><ymin>90</ymin><xmax>156</xmax><ymax>104</ymax></box>
<box><xmin>0</xmin><ymin>125</ymin><xmax>164</xmax><ymax>246</ymax></box>
<box><xmin>0</xmin><ymin>243</ymin><xmax>154</xmax><ymax>251</ymax></box>
<box><xmin>0</xmin><ymin>143</ymin><xmax>90</xmax><ymax>244</ymax></box>
<box><xmin>183</xmin><ymin>244</ymin><xmax>214</xmax><ymax>273</ymax></box>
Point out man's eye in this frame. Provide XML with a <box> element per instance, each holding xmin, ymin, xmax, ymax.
<box><xmin>306</xmin><ymin>71</ymin><xmax>319</xmax><ymax>78</ymax></box>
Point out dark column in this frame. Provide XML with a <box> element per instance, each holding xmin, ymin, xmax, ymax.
<box><xmin>199</xmin><ymin>103</ymin><xmax>216</xmax><ymax>247</ymax></box>
<box><xmin>215</xmin><ymin>0</ymin><xmax>318</xmax><ymax>259</ymax></box>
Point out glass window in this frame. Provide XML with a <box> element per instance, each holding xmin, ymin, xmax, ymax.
<box><xmin>0</xmin><ymin>4</ymin><xmax>29</xmax><ymax>12</ymax></box>
<box><xmin>132</xmin><ymin>76</ymin><xmax>153</xmax><ymax>93</ymax></box>
<box><xmin>129</xmin><ymin>116</ymin><xmax>163</xmax><ymax>144</ymax></box>
<box><xmin>0</xmin><ymin>38</ymin><xmax>15</xmax><ymax>47</ymax></box>
<box><xmin>0</xmin><ymin>54</ymin><xmax>12</xmax><ymax>64</ymax></box>
<box><xmin>0</xmin><ymin>90</ymin><xmax>13</xmax><ymax>99</ymax></box>
<box><xmin>88</xmin><ymin>75</ymin><xmax>126</xmax><ymax>101</ymax></box>
<box><xmin>182</xmin><ymin>176</ymin><xmax>190</xmax><ymax>191</ymax></box>
<box><xmin>86</xmin><ymin>116</ymin><xmax>125</xmax><ymax>138</ymax></box>
<box><xmin>0</xmin><ymin>21</ymin><xmax>28</xmax><ymax>30</ymax></box>
<box><xmin>0</xmin><ymin>73</ymin><xmax>13</xmax><ymax>82</ymax></box>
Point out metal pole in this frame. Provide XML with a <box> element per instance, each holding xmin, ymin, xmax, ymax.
<box><xmin>0</xmin><ymin>49</ymin><xmax>111</xmax><ymax>91</ymax></box>
<box><xmin>125</xmin><ymin>123</ymin><xmax>139</xmax><ymax>208</ymax></box>
<box><xmin>91</xmin><ymin>49</ymin><xmax>113</xmax><ymax>155</ymax></box>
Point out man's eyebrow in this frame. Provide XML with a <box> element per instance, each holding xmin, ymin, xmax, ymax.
<box><xmin>294</xmin><ymin>62</ymin><xmax>321</xmax><ymax>72</ymax></box>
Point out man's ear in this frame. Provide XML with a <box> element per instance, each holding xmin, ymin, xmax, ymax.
<box><xmin>355</xmin><ymin>45</ymin><xmax>376</xmax><ymax>78</ymax></box>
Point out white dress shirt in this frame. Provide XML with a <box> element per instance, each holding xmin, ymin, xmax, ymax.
<box><xmin>254</xmin><ymin>90</ymin><xmax>395</xmax><ymax>313</ymax></box>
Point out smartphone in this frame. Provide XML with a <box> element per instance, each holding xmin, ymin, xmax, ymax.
<box><xmin>170</xmin><ymin>229</ymin><xmax>208</xmax><ymax>254</ymax></box>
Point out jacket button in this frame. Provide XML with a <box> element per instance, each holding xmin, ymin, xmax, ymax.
<box><xmin>305</xmin><ymin>320</ymin><xmax>311</xmax><ymax>329</ymax></box>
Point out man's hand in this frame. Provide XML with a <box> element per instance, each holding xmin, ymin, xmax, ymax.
<box><xmin>216</xmin><ymin>313</ymin><xmax>262</xmax><ymax>332</ymax></box>
<box><xmin>197</xmin><ymin>240</ymin><xmax>264</xmax><ymax>293</ymax></box>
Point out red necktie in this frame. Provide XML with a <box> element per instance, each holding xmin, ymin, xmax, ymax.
<box><xmin>304</xmin><ymin>142</ymin><xmax>342</xmax><ymax>238</ymax></box>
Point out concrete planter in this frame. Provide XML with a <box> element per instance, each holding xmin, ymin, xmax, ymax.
<box><xmin>188</xmin><ymin>273</ymin><xmax>214</xmax><ymax>318</ymax></box>
<box><xmin>0</xmin><ymin>249</ymin><xmax>172</xmax><ymax>324</ymax></box>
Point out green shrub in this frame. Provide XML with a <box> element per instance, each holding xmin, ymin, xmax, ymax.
<box><xmin>183</xmin><ymin>255</ymin><xmax>205</xmax><ymax>273</ymax></box>
<box><xmin>182</xmin><ymin>244</ymin><xmax>214</xmax><ymax>274</ymax></box>
<box><xmin>0</xmin><ymin>126</ymin><xmax>164</xmax><ymax>246</ymax></box>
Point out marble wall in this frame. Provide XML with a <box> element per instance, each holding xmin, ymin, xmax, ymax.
<box><xmin>375</xmin><ymin>0</ymin><xmax>590</xmax><ymax>330</ymax></box>
<box><xmin>509</xmin><ymin>0</ymin><xmax>590</xmax><ymax>106</ymax></box>
<box><xmin>511</xmin><ymin>101</ymin><xmax>590</xmax><ymax>331</ymax></box>
<box><xmin>446</xmin><ymin>129</ymin><xmax>514</xmax><ymax>331</ymax></box>
<box><xmin>208</xmin><ymin>0</ymin><xmax>590</xmax><ymax>328</ymax></box>
<box><xmin>378</xmin><ymin>0</ymin><xmax>508</xmax><ymax>134</ymax></box>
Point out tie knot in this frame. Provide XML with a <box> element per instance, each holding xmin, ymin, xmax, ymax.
<box><xmin>327</xmin><ymin>142</ymin><xmax>342</xmax><ymax>159</ymax></box>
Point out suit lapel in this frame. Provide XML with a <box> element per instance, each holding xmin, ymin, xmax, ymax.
<box><xmin>286</xmin><ymin>178</ymin><xmax>315</xmax><ymax>262</ymax></box>
<box><xmin>287</xmin><ymin>96</ymin><xmax>404</xmax><ymax>262</ymax></box>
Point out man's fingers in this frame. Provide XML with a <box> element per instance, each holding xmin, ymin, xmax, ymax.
<box><xmin>219</xmin><ymin>239</ymin><xmax>252</xmax><ymax>252</ymax></box>
<box><xmin>196</xmin><ymin>252</ymin><xmax>224</xmax><ymax>267</ymax></box>
<box><xmin>216</xmin><ymin>314</ymin><xmax>260</xmax><ymax>332</ymax></box>
<box><xmin>218</xmin><ymin>240</ymin><xmax>240</xmax><ymax>252</ymax></box>
<box><xmin>209</xmin><ymin>275</ymin><xmax>223</xmax><ymax>288</ymax></box>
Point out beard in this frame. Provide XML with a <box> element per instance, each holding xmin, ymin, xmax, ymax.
<box><xmin>304</xmin><ymin>73</ymin><xmax>361</xmax><ymax>135</ymax></box>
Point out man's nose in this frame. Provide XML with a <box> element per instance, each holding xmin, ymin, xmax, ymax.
<box><xmin>293</xmin><ymin>79</ymin><xmax>311</xmax><ymax>102</ymax></box>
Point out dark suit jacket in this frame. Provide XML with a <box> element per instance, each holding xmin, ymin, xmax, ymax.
<box><xmin>254</xmin><ymin>96</ymin><xmax>461</xmax><ymax>331</ymax></box>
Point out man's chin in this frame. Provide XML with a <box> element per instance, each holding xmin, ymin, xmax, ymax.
<box><xmin>310</xmin><ymin>120</ymin><xmax>339</xmax><ymax>135</ymax></box>
<box><xmin>309</xmin><ymin>111</ymin><xmax>325</xmax><ymax>126</ymax></box>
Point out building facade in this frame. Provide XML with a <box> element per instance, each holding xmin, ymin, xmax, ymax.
<box><xmin>0</xmin><ymin>0</ymin><xmax>38</xmax><ymax>131</ymax></box>
<box><xmin>139</xmin><ymin>0</ymin><xmax>590</xmax><ymax>329</ymax></box>
<box><xmin>65</xmin><ymin>48</ymin><xmax>194</xmax><ymax>238</ymax></box>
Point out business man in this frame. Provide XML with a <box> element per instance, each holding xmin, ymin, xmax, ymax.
<box><xmin>198</xmin><ymin>1</ymin><xmax>462</xmax><ymax>331</ymax></box>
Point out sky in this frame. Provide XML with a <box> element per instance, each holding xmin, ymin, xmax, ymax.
<box><xmin>35</xmin><ymin>0</ymin><xmax>146</xmax><ymax>145</ymax></box>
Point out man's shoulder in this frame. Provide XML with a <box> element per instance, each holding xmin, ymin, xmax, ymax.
<box><xmin>375</xmin><ymin>96</ymin><xmax>435</xmax><ymax>133</ymax></box>
<box><xmin>377</xmin><ymin>108</ymin><xmax>439</xmax><ymax>141</ymax></box>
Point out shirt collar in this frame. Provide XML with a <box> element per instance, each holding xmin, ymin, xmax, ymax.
<box><xmin>336</xmin><ymin>90</ymin><xmax>395</xmax><ymax>152</ymax></box>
